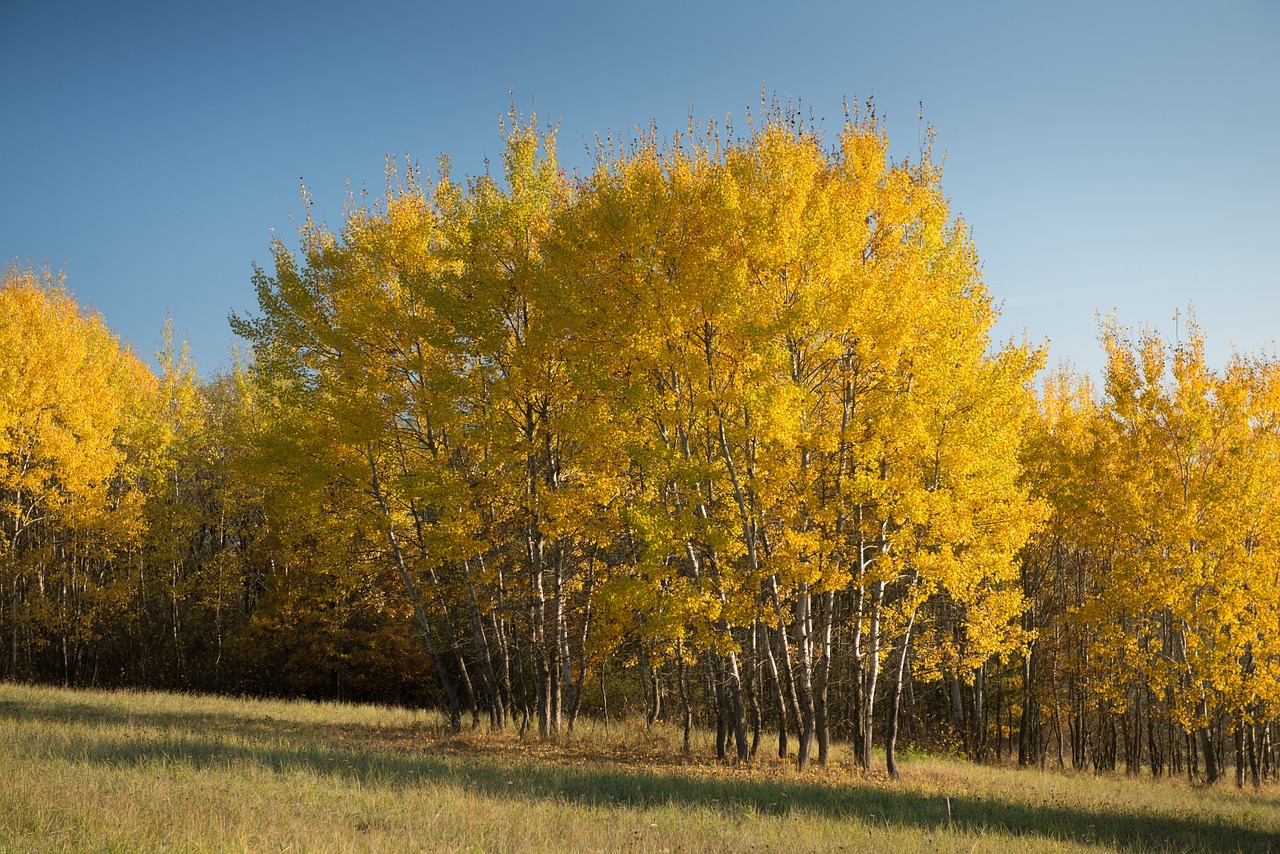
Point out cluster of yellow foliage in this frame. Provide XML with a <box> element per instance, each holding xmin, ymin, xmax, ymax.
<box><xmin>233</xmin><ymin>104</ymin><xmax>1041</xmax><ymax>774</ymax></box>
<box><xmin>1024</xmin><ymin>316</ymin><xmax>1280</xmax><ymax>782</ymax></box>
<box><xmin>6</xmin><ymin>104</ymin><xmax>1278</xmax><ymax>787</ymax></box>
<box><xmin>0</xmin><ymin>265</ymin><xmax>153</xmax><ymax>680</ymax></box>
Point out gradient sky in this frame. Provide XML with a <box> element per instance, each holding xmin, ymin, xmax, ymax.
<box><xmin>3</xmin><ymin>0</ymin><xmax>1277</xmax><ymax>379</ymax></box>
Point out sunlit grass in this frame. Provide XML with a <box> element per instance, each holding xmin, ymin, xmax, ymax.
<box><xmin>1</xmin><ymin>683</ymin><xmax>1275</xmax><ymax>852</ymax></box>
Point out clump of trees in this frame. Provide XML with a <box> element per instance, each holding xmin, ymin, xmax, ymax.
<box><xmin>229</xmin><ymin>104</ymin><xmax>1041</xmax><ymax>775</ymax></box>
<box><xmin>1017</xmin><ymin>320</ymin><xmax>1280</xmax><ymax>786</ymax></box>
<box><xmin>0</xmin><ymin>263</ymin><xmax>435</xmax><ymax>704</ymax></box>
<box><xmin>3</xmin><ymin>104</ymin><xmax>1278</xmax><ymax>787</ymax></box>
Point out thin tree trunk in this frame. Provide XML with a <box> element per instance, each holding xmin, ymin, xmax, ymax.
<box><xmin>759</xmin><ymin>619</ymin><xmax>788</xmax><ymax>758</ymax></box>
<box><xmin>710</xmin><ymin>410</ymin><xmax>757</xmax><ymax>763</ymax></box>
<box><xmin>524</xmin><ymin>403</ymin><xmax>552</xmax><ymax>739</ymax></box>
<box><xmin>747</xmin><ymin>619</ymin><xmax>762</xmax><ymax>758</ymax></box>
<box><xmin>768</xmin><ymin>575</ymin><xmax>804</xmax><ymax>747</ymax></box>
<box><xmin>677</xmin><ymin>638</ymin><xmax>693</xmax><ymax>755</ymax></box>
<box><xmin>722</xmin><ymin>648</ymin><xmax>750</xmax><ymax>762</ymax></box>
<box><xmin>465</xmin><ymin>574</ymin><xmax>503</xmax><ymax>729</ymax></box>
<box><xmin>367</xmin><ymin>449</ymin><xmax>461</xmax><ymax>732</ymax></box>
<box><xmin>860</xmin><ymin>580</ymin><xmax>885</xmax><ymax>770</ymax></box>
<box><xmin>527</xmin><ymin>519</ymin><xmax>551</xmax><ymax>739</ymax></box>
<box><xmin>972</xmin><ymin>663</ymin><xmax>986</xmax><ymax>761</ymax></box>
<box><xmin>10</xmin><ymin>572</ymin><xmax>19</xmax><ymax>682</ymax></box>
<box><xmin>709</xmin><ymin>655</ymin><xmax>727</xmax><ymax>760</ymax></box>
<box><xmin>885</xmin><ymin>606</ymin><xmax>918</xmax><ymax>778</ymax></box>
<box><xmin>551</xmin><ymin>542</ymin><xmax>566</xmax><ymax>734</ymax></box>
<box><xmin>815</xmin><ymin>589</ymin><xmax>834</xmax><ymax>765</ymax></box>
<box><xmin>490</xmin><ymin>567</ymin><xmax>515</xmax><ymax>728</ymax></box>
<box><xmin>1198</xmin><ymin>696</ymin><xmax>1220</xmax><ymax>784</ymax></box>
<box><xmin>600</xmin><ymin>659</ymin><xmax>609</xmax><ymax>734</ymax></box>
<box><xmin>1019</xmin><ymin>607</ymin><xmax>1036</xmax><ymax>767</ymax></box>
<box><xmin>794</xmin><ymin>582</ymin><xmax>816</xmax><ymax>771</ymax></box>
<box><xmin>640</xmin><ymin>652</ymin><xmax>655</xmax><ymax>727</ymax></box>
<box><xmin>1234</xmin><ymin>720</ymin><xmax>1245</xmax><ymax>789</ymax></box>
<box><xmin>1247</xmin><ymin>714</ymin><xmax>1261</xmax><ymax>788</ymax></box>
<box><xmin>567</xmin><ymin>578</ymin><xmax>592</xmax><ymax>732</ymax></box>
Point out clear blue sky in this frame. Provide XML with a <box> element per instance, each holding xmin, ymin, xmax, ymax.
<box><xmin>3</xmin><ymin>0</ymin><xmax>1277</xmax><ymax>379</ymax></box>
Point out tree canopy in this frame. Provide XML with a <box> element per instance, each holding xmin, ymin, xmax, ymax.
<box><xmin>3</xmin><ymin>104</ymin><xmax>1278</xmax><ymax>787</ymax></box>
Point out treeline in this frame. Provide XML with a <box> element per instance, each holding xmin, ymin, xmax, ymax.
<box><xmin>0</xmin><ymin>265</ymin><xmax>439</xmax><ymax>705</ymax></box>
<box><xmin>2</xmin><ymin>105</ymin><xmax>1277</xmax><ymax>786</ymax></box>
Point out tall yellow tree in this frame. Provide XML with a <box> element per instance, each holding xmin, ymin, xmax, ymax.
<box><xmin>552</xmin><ymin>105</ymin><xmax>1041</xmax><ymax>771</ymax></box>
<box><xmin>1083</xmin><ymin>316</ymin><xmax>1280</xmax><ymax>783</ymax></box>
<box><xmin>232</xmin><ymin>165</ymin><xmax>473</xmax><ymax>729</ymax></box>
<box><xmin>0</xmin><ymin>262</ymin><xmax>155</xmax><ymax>682</ymax></box>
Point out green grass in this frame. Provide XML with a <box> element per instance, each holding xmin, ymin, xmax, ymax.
<box><xmin>0</xmin><ymin>684</ymin><xmax>1275</xmax><ymax>852</ymax></box>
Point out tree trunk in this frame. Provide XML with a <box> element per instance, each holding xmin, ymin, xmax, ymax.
<box><xmin>1234</xmin><ymin>721</ymin><xmax>1245</xmax><ymax>789</ymax></box>
<box><xmin>648</xmin><ymin>662</ymin><xmax>662</xmax><ymax>727</ymax></box>
<box><xmin>709</xmin><ymin>410</ymin><xmax>754</xmax><ymax>762</ymax></box>
<box><xmin>723</xmin><ymin>648</ymin><xmax>751</xmax><ymax>762</ymax></box>
<box><xmin>794</xmin><ymin>582</ymin><xmax>816</xmax><ymax>771</ymax></box>
<box><xmin>1247</xmin><ymin>714</ymin><xmax>1261</xmax><ymax>788</ymax></box>
<box><xmin>551</xmin><ymin>543</ymin><xmax>566</xmax><ymax>734</ymax></box>
<box><xmin>709</xmin><ymin>655</ymin><xmax>727</xmax><ymax>760</ymax></box>
<box><xmin>9</xmin><ymin>572</ymin><xmax>19</xmax><ymax>682</ymax></box>
<box><xmin>1198</xmin><ymin>696</ymin><xmax>1220</xmax><ymax>784</ymax></box>
<box><xmin>640</xmin><ymin>653</ymin><xmax>655</xmax><ymax>727</ymax></box>
<box><xmin>768</xmin><ymin>576</ymin><xmax>804</xmax><ymax>751</ymax></box>
<box><xmin>567</xmin><ymin>587</ymin><xmax>591</xmax><ymax>732</ymax></box>
<box><xmin>465</xmin><ymin>575</ymin><xmax>504</xmax><ymax>729</ymax></box>
<box><xmin>815</xmin><ymin>589</ymin><xmax>834</xmax><ymax>765</ymax></box>
<box><xmin>677</xmin><ymin>639</ymin><xmax>693</xmax><ymax>755</ymax></box>
<box><xmin>600</xmin><ymin>660</ymin><xmax>609</xmax><ymax>734</ymax></box>
<box><xmin>367</xmin><ymin>449</ymin><xmax>461</xmax><ymax>732</ymax></box>
<box><xmin>490</xmin><ymin>563</ymin><xmax>515</xmax><ymax>729</ymax></box>
<box><xmin>859</xmin><ymin>580</ymin><xmax>885</xmax><ymax>770</ymax></box>
<box><xmin>747</xmin><ymin>619</ymin><xmax>762</xmax><ymax>758</ymax></box>
<box><xmin>885</xmin><ymin>606</ymin><xmax>917</xmax><ymax>778</ymax></box>
<box><xmin>759</xmin><ymin>620</ymin><xmax>788</xmax><ymax>759</ymax></box>
<box><xmin>1019</xmin><ymin>626</ymin><xmax>1036</xmax><ymax>768</ymax></box>
<box><xmin>527</xmin><ymin>520</ymin><xmax>551</xmax><ymax>739</ymax></box>
<box><xmin>972</xmin><ymin>663</ymin><xmax>986</xmax><ymax>761</ymax></box>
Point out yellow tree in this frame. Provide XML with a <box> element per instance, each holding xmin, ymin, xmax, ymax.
<box><xmin>233</xmin><ymin>166</ymin><xmax>472</xmax><ymax>729</ymax></box>
<box><xmin>551</xmin><ymin>124</ymin><xmax>760</xmax><ymax>759</ymax></box>
<box><xmin>438</xmin><ymin>113</ymin><xmax>619</xmax><ymax>737</ymax></box>
<box><xmin>1080</xmin><ymin>315</ymin><xmax>1280</xmax><ymax>782</ymax></box>
<box><xmin>0</xmin><ymin>262</ymin><xmax>155</xmax><ymax>682</ymax></box>
<box><xmin>725</xmin><ymin>114</ymin><xmax>1041</xmax><ymax>774</ymax></box>
<box><xmin>554</xmin><ymin>104</ymin><xmax>1041</xmax><ymax>772</ymax></box>
<box><xmin>1017</xmin><ymin>366</ymin><xmax>1101</xmax><ymax>769</ymax></box>
<box><xmin>229</xmin><ymin>102</ymin><xmax>1047</xmax><ymax>767</ymax></box>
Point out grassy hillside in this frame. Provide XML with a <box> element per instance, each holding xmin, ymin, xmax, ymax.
<box><xmin>1</xmin><ymin>683</ymin><xmax>1275</xmax><ymax>852</ymax></box>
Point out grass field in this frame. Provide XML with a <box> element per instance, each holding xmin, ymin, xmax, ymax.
<box><xmin>1</xmin><ymin>683</ymin><xmax>1276</xmax><ymax>852</ymax></box>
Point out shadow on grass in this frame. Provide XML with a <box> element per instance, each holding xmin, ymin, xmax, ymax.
<box><xmin>1</xmin><ymin>690</ymin><xmax>1271</xmax><ymax>853</ymax></box>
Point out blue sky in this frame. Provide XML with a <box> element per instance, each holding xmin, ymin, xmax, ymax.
<box><xmin>3</xmin><ymin>1</ymin><xmax>1277</xmax><ymax>378</ymax></box>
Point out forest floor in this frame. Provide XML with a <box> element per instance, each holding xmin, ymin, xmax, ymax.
<box><xmin>0</xmin><ymin>683</ymin><xmax>1275</xmax><ymax>852</ymax></box>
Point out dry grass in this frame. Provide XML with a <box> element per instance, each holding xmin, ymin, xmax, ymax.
<box><xmin>1</xmin><ymin>683</ymin><xmax>1275</xmax><ymax>852</ymax></box>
